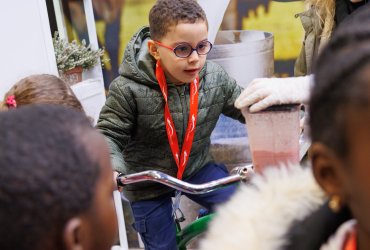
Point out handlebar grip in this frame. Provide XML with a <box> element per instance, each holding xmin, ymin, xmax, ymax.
<box><xmin>116</xmin><ymin>173</ymin><xmax>125</xmax><ymax>187</ymax></box>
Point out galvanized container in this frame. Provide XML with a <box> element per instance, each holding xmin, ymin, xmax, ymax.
<box><xmin>208</xmin><ymin>30</ymin><xmax>274</xmax><ymax>87</ymax></box>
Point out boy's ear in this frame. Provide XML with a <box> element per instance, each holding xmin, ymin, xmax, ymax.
<box><xmin>63</xmin><ymin>217</ymin><xmax>83</xmax><ymax>250</ymax></box>
<box><xmin>310</xmin><ymin>142</ymin><xmax>345</xmax><ymax>199</ymax></box>
<box><xmin>148</xmin><ymin>40</ymin><xmax>160</xmax><ymax>61</ymax></box>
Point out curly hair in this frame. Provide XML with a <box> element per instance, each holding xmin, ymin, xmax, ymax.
<box><xmin>149</xmin><ymin>0</ymin><xmax>208</xmax><ymax>40</ymax></box>
<box><xmin>310</xmin><ymin>4</ymin><xmax>370</xmax><ymax>158</ymax></box>
<box><xmin>1</xmin><ymin>74</ymin><xmax>83</xmax><ymax>112</ymax></box>
<box><xmin>0</xmin><ymin>105</ymin><xmax>99</xmax><ymax>250</ymax></box>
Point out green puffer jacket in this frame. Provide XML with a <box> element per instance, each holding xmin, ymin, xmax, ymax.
<box><xmin>97</xmin><ymin>27</ymin><xmax>244</xmax><ymax>201</ymax></box>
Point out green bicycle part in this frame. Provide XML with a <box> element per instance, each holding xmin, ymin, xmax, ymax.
<box><xmin>176</xmin><ymin>213</ymin><xmax>215</xmax><ymax>250</ymax></box>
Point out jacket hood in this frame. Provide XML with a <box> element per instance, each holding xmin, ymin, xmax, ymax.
<box><xmin>119</xmin><ymin>26</ymin><xmax>158</xmax><ymax>86</ymax></box>
<box><xmin>119</xmin><ymin>26</ymin><xmax>207</xmax><ymax>87</ymax></box>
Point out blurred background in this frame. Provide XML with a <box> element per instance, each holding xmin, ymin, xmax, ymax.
<box><xmin>53</xmin><ymin>0</ymin><xmax>304</xmax><ymax>89</ymax></box>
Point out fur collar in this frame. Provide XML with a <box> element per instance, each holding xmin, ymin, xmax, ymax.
<box><xmin>200</xmin><ymin>165</ymin><xmax>326</xmax><ymax>250</ymax></box>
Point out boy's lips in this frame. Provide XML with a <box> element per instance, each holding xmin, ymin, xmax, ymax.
<box><xmin>184</xmin><ymin>68</ymin><xmax>200</xmax><ymax>74</ymax></box>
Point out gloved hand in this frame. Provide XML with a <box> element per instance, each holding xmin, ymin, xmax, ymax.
<box><xmin>235</xmin><ymin>75</ymin><xmax>312</xmax><ymax>112</ymax></box>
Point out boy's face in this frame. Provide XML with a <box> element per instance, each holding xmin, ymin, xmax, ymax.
<box><xmin>151</xmin><ymin>20</ymin><xmax>208</xmax><ymax>84</ymax></box>
<box><xmin>79</xmin><ymin>132</ymin><xmax>118</xmax><ymax>250</ymax></box>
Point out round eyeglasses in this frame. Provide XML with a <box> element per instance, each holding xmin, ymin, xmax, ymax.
<box><xmin>154</xmin><ymin>40</ymin><xmax>213</xmax><ymax>58</ymax></box>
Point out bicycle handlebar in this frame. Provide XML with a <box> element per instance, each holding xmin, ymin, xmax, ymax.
<box><xmin>116</xmin><ymin>165</ymin><xmax>254</xmax><ymax>194</ymax></box>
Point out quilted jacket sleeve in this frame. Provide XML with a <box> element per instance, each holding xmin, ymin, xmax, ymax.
<box><xmin>220</xmin><ymin>69</ymin><xmax>245</xmax><ymax>124</ymax></box>
<box><xmin>96</xmin><ymin>78</ymin><xmax>136</xmax><ymax>173</ymax></box>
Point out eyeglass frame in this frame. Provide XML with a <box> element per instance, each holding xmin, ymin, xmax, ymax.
<box><xmin>153</xmin><ymin>40</ymin><xmax>213</xmax><ymax>58</ymax></box>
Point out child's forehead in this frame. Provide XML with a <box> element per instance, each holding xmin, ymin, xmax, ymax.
<box><xmin>161</xmin><ymin>20</ymin><xmax>208</xmax><ymax>43</ymax></box>
<box><xmin>169</xmin><ymin>19</ymin><xmax>208</xmax><ymax>30</ymax></box>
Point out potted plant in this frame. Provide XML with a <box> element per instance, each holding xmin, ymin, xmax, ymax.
<box><xmin>53</xmin><ymin>32</ymin><xmax>107</xmax><ymax>85</ymax></box>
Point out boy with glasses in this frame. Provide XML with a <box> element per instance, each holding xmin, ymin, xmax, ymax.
<box><xmin>97</xmin><ymin>0</ymin><xmax>244</xmax><ymax>248</ymax></box>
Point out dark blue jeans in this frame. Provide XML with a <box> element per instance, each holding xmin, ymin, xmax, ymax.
<box><xmin>130</xmin><ymin>162</ymin><xmax>237</xmax><ymax>250</ymax></box>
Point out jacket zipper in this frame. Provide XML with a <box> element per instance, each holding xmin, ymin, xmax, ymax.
<box><xmin>176</xmin><ymin>84</ymin><xmax>189</xmax><ymax>146</ymax></box>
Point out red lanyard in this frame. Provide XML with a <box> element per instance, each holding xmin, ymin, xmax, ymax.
<box><xmin>155</xmin><ymin>61</ymin><xmax>199</xmax><ymax>179</ymax></box>
<box><xmin>343</xmin><ymin>227</ymin><xmax>357</xmax><ymax>250</ymax></box>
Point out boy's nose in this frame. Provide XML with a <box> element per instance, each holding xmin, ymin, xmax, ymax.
<box><xmin>188</xmin><ymin>50</ymin><xmax>200</xmax><ymax>62</ymax></box>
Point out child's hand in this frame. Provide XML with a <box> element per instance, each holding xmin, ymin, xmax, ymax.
<box><xmin>113</xmin><ymin>171</ymin><xmax>123</xmax><ymax>192</ymax></box>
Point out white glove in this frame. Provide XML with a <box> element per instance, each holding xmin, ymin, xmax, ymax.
<box><xmin>235</xmin><ymin>75</ymin><xmax>312</xmax><ymax>112</ymax></box>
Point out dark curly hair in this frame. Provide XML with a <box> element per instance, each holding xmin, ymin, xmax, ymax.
<box><xmin>310</xmin><ymin>4</ymin><xmax>370</xmax><ymax>158</ymax></box>
<box><xmin>0</xmin><ymin>105</ymin><xmax>99</xmax><ymax>250</ymax></box>
<box><xmin>149</xmin><ymin>0</ymin><xmax>208</xmax><ymax>40</ymax></box>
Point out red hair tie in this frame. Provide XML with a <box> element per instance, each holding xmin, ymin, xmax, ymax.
<box><xmin>6</xmin><ymin>95</ymin><xmax>17</xmax><ymax>109</ymax></box>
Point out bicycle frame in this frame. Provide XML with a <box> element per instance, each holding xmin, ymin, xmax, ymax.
<box><xmin>116</xmin><ymin>165</ymin><xmax>254</xmax><ymax>249</ymax></box>
<box><xmin>176</xmin><ymin>213</ymin><xmax>214</xmax><ymax>250</ymax></box>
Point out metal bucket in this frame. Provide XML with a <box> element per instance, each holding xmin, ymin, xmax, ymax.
<box><xmin>208</xmin><ymin>30</ymin><xmax>274</xmax><ymax>166</ymax></box>
<box><xmin>208</xmin><ymin>30</ymin><xmax>274</xmax><ymax>87</ymax></box>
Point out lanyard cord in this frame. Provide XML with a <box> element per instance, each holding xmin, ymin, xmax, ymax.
<box><xmin>155</xmin><ymin>61</ymin><xmax>199</xmax><ymax>180</ymax></box>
